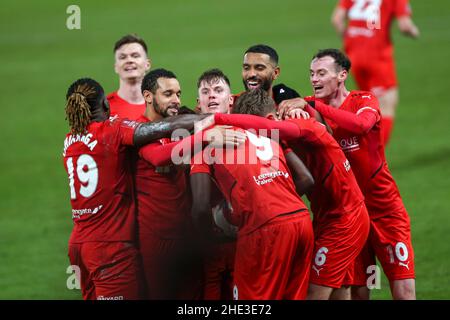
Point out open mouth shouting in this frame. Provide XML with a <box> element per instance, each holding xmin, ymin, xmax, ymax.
<box><xmin>245</xmin><ymin>78</ymin><xmax>261</xmax><ymax>90</ymax></box>
<box><xmin>207</xmin><ymin>101</ymin><xmax>220</xmax><ymax>111</ymax></box>
<box><xmin>313</xmin><ymin>85</ymin><xmax>324</xmax><ymax>94</ymax></box>
<box><xmin>124</xmin><ymin>64</ymin><xmax>138</xmax><ymax>73</ymax></box>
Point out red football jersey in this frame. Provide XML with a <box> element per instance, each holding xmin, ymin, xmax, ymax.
<box><xmin>286</xmin><ymin>118</ymin><xmax>364</xmax><ymax>222</ymax></box>
<box><xmin>339</xmin><ymin>0</ymin><xmax>412</xmax><ymax>57</ymax></box>
<box><xmin>313</xmin><ymin>91</ymin><xmax>404</xmax><ymax>218</ymax></box>
<box><xmin>135</xmin><ymin>115</ymin><xmax>192</xmax><ymax>239</ymax></box>
<box><xmin>107</xmin><ymin>91</ymin><xmax>146</xmax><ymax>120</ymax></box>
<box><xmin>212</xmin><ymin>113</ymin><xmax>364</xmax><ymax>222</ymax></box>
<box><xmin>190</xmin><ymin>127</ymin><xmax>309</xmax><ymax>236</ymax></box>
<box><xmin>62</xmin><ymin>117</ymin><xmax>139</xmax><ymax>243</ymax></box>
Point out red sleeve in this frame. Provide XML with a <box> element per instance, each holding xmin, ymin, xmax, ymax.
<box><xmin>305</xmin><ymin>104</ymin><xmax>323</xmax><ymax>121</ymax></box>
<box><xmin>395</xmin><ymin>0</ymin><xmax>412</xmax><ymax>17</ymax></box>
<box><xmin>214</xmin><ymin>113</ymin><xmax>301</xmax><ymax>141</ymax></box>
<box><xmin>288</xmin><ymin>118</ymin><xmax>329</xmax><ymax>147</ymax></box>
<box><xmin>139</xmin><ymin>131</ymin><xmax>205</xmax><ymax>167</ymax></box>
<box><xmin>314</xmin><ymin>100</ymin><xmax>379</xmax><ymax>135</ymax></box>
<box><xmin>338</xmin><ymin>0</ymin><xmax>352</xmax><ymax>10</ymax></box>
<box><xmin>115</xmin><ymin>118</ymin><xmax>140</xmax><ymax>146</ymax></box>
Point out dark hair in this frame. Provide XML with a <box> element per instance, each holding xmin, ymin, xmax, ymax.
<box><xmin>245</xmin><ymin>44</ymin><xmax>279</xmax><ymax>65</ymax></box>
<box><xmin>65</xmin><ymin>78</ymin><xmax>104</xmax><ymax>135</ymax></box>
<box><xmin>141</xmin><ymin>68</ymin><xmax>177</xmax><ymax>94</ymax></box>
<box><xmin>233</xmin><ymin>88</ymin><xmax>276</xmax><ymax>117</ymax></box>
<box><xmin>114</xmin><ymin>34</ymin><xmax>148</xmax><ymax>54</ymax></box>
<box><xmin>197</xmin><ymin>68</ymin><xmax>231</xmax><ymax>89</ymax></box>
<box><xmin>312</xmin><ymin>48</ymin><xmax>351</xmax><ymax>72</ymax></box>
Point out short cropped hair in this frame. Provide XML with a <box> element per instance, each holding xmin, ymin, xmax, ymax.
<box><xmin>141</xmin><ymin>68</ymin><xmax>177</xmax><ymax>94</ymax></box>
<box><xmin>245</xmin><ymin>44</ymin><xmax>279</xmax><ymax>65</ymax></box>
<box><xmin>197</xmin><ymin>68</ymin><xmax>231</xmax><ymax>89</ymax></box>
<box><xmin>312</xmin><ymin>48</ymin><xmax>351</xmax><ymax>72</ymax></box>
<box><xmin>114</xmin><ymin>34</ymin><xmax>148</xmax><ymax>54</ymax></box>
<box><xmin>232</xmin><ymin>88</ymin><xmax>276</xmax><ymax>117</ymax></box>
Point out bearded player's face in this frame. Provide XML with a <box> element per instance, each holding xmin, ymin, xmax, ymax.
<box><xmin>153</xmin><ymin>77</ymin><xmax>181</xmax><ymax>117</ymax></box>
<box><xmin>242</xmin><ymin>52</ymin><xmax>279</xmax><ymax>92</ymax></box>
<box><xmin>310</xmin><ymin>56</ymin><xmax>347</xmax><ymax>100</ymax></box>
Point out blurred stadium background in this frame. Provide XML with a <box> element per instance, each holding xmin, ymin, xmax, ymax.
<box><xmin>0</xmin><ymin>0</ymin><xmax>449</xmax><ymax>299</ymax></box>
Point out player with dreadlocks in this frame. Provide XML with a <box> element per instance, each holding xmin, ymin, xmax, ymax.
<box><xmin>63</xmin><ymin>77</ymin><xmax>206</xmax><ymax>300</ymax></box>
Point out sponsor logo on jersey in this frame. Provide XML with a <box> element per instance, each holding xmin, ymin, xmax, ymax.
<box><xmin>71</xmin><ymin>204</ymin><xmax>103</xmax><ymax>219</ymax></box>
<box><xmin>252</xmin><ymin>170</ymin><xmax>289</xmax><ymax>186</ymax></box>
<box><xmin>339</xmin><ymin>136</ymin><xmax>360</xmax><ymax>152</ymax></box>
<box><xmin>343</xmin><ymin>159</ymin><xmax>351</xmax><ymax>172</ymax></box>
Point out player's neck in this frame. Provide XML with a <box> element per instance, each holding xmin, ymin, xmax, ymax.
<box><xmin>91</xmin><ymin>107</ymin><xmax>108</xmax><ymax>122</ymax></box>
<box><xmin>117</xmin><ymin>79</ymin><xmax>145</xmax><ymax>104</ymax></box>
<box><xmin>144</xmin><ymin>105</ymin><xmax>163</xmax><ymax>122</ymax></box>
<box><xmin>325</xmin><ymin>86</ymin><xmax>349</xmax><ymax>108</ymax></box>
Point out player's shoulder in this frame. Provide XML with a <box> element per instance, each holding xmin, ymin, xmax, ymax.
<box><xmin>348</xmin><ymin>91</ymin><xmax>378</xmax><ymax>105</ymax></box>
<box><xmin>349</xmin><ymin>90</ymin><xmax>376</xmax><ymax>99</ymax></box>
<box><xmin>105</xmin><ymin>116</ymin><xmax>141</xmax><ymax>131</ymax></box>
<box><xmin>348</xmin><ymin>91</ymin><xmax>381</xmax><ymax>114</ymax></box>
<box><xmin>106</xmin><ymin>91</ymin><xmax>117</xmax><ymax>101</ymax></box>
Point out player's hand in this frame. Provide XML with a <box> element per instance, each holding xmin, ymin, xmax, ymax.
<box><xmin>277</xmin><ymin>98</ymin><xmax>309</xmax><ymax>119</ymax></box>
<box><xmin>409</xmin><ymin>24</ymin><xmax>420</xmax><ymax>38</ymax></box>
<box><xmin>204</xmin><ymin>125</ymin><xmax>247</xmax><ymax>148</ymax></box>
<box><xmin>194</xmin><ymin>114</ymin><xmax>215</xmax><ymax>133</ymax></box>
<box><xmin>212</xmin><ymin>202</ymin><xmax>238</xmax><ymax>240</ymax></box>
<box><xmin>287</xmin><ymin>109</ymin><xmax>311</xmax><ymax>120</ymax></box>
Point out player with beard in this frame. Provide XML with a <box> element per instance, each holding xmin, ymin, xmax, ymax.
<box><xmin>193</xmin><ymin>44</ymin><xmax>300</xmax><ymax>113</ymax></box>
<box><xmin>107</xmin><ymin>34</ymin><xmax>151</xmax><ymax>120</ymax></box>
<box><xmin>190</xmin><ymin>91</ymin><xmax>315</xmax><ymax>299</ymax></box>
<box><xmin>239</xmin><ymin>44</ymin><xmax>302</xmax><ymax>108</ymax></box>
<box><xmin>278</xmin><ymin>49</ymin><xmax>416</xmax><ymax>300</ymax></box>
<box><xmin>135</xmin><ymin>68</ymin><xmax>203</xmax><ymax>299</ymax></box>
<box><xmin>138</xmin><ymin>69</ymin><xmax>247</xmax><ymax>300</ymax></box>
<box><xmin>63</xmin><ymin>78</ymin><xmax>207</xmax><ymax>300</ymax></box>
<box><xmin>213</xmin><ymin>89</ymin><xmax>370</xmax><ymax>300</ymax></box>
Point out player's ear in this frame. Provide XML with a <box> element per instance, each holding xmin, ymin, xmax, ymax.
<box><xmin>273</xmin><ymin>66</ymin><xmax>281</xmax><ymax>81</ymax></box>
<box><xmin>228</xmin><ymin>94</ymin><xmax>234</xmax><ymax>106</ymax></box>
<box><xmin>338</xmin><ymin>69</ymin><xmax>348</xmax><ymax>83</ymax></box>
<box><xmin>145</xmin><ymin>57</ymin><xmax>151</xmax><ymax>72</ymax></box>
<box><xmin>114</xmin><ymin>59</ymin><xmax>120</xmax><ymax>75</ymax></box>
<box><xmin>143</xmin><ymin>90</ymin><xmax>153</xmax><ymax>104</ymax></box>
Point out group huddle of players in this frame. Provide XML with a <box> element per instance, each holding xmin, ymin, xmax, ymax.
<box><xmin>63</xmin><ymin>0</ymin><xmax>420</xmax><ymax>300</ymax></box>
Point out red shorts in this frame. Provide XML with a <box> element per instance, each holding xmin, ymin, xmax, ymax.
<box><xmin>203</xmin><ymin>241</ymin><xmax>236</xmax><ymax>300</ymax></box>
<box><xmin>352</xmin><ymin>206</ymin><xmax>415</xmax><ymax>285</ymax></box>
<box><xmin>68</xmin><ymin>241</ymin><xmax>145</xmax><ymax>300</ymax></box>
<box><xmin>310</xmin><ymin>203</ymin><xmax>370</xmax><ymax>289</ymax></box>
<box><xmin>347</xmin><ymin>51</ymin><xmax>397</xmax><ymax>95</ymax></box>
<box><xmin>233</xmin><ymin>212</ymin><xmax>314</xmax><ymax>300</ymax></box>
<box><xmin>139</xmin><ymin>232</ymin><xmax>203</xmax><ymax>300</ymax></box>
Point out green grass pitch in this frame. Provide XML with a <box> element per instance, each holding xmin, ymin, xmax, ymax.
<box><xmin>0</xmin><ymin>0</ymin><xmax>449</xmax><ymax>299</ymax></box>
